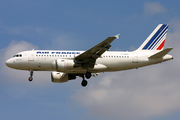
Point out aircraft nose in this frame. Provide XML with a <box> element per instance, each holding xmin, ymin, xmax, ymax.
<box><xmin>6</xmin><ymin>58</ymin><xmax>17</xmax><ymax>68</ymax></box>
<box><xmin>6</xmin><ymin>59</ymin><xmax>12</xmax><ymax>67</ymax></box>
<box><xmin>5</xmin><ymin>58</ymin><xmax>21</xmax><ymax>69</ymax></box>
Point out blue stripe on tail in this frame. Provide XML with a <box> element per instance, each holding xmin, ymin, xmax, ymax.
<box><xmin>148</xmin><ymin>25</ymin><xmax>168</xmax><ymax>50</ymax></box>
<box><xmin>142</xmin><ymin>24</ymin><xmax>168</xmax><ymax>50</ymax></box>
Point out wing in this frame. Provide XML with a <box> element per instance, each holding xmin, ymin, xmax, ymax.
<box><xmin>74</xmin><ymin>34</ymin><xmax>120</xmax><ymax>69</ymax></box>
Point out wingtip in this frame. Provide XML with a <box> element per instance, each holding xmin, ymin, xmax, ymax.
<box><xmin>115</xmin><ymin>34</ymin><xmax>120</xmax><ymax>39</ymax></box>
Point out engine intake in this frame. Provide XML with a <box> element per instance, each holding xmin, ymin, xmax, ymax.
<box><xmin>51</xmin><ymin>72</ymin><xmax>76</xmax><ymax>83</ymax></box>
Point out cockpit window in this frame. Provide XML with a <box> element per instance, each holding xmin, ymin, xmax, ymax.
<box><xmin>13</xmin><ymin>54</ymin><xmax>22</xmax><ymax>57</ymax></box>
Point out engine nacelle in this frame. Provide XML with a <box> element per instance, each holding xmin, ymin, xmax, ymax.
<box><xmin>51</xmin><ymin>59</ymin><xmax>75</xmax><ymax>71</ymax></box>
<box><xmin>51</xmin><ymin>72</ymin><xmax>76</xmax><ymax>83</ymax></box>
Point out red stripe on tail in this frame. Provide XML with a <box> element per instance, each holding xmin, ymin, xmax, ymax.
<box><xmin>156</xmin><ymin>40</ymin><xmax>165</xmax><ymax>50</ymax></box>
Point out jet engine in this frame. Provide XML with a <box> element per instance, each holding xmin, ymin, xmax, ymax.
<box><xmin>51</xmin><ymin>59</ymin><xmax>75</xmax><ymax>71</ymax></box>
<box><xmin>51</xmin><ymin>72</ymin><xmax>76</xmax><ymax>83</ymax></box>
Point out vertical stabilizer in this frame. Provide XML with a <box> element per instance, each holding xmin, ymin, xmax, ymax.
<box><xmin>137</xmin><ymin>24</ymin><xmax>169</xmax><ymax>51</ymax></box>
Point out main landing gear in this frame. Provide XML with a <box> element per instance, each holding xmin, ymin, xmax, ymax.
<box><xmin>81</xmin><ymin>72</ymin><xmax>92</xmax><ymax>87</ymax></box>
<box><xmin>28</xmin><ymin>70</ymin><xmax>33</xmax><ymax>82</ymax></box>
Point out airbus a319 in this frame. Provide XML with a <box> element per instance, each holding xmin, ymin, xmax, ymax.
<box><xmin>6</xmin><ymin>24</ymin><xmax>173</xmax><ymax>87</ymax></box>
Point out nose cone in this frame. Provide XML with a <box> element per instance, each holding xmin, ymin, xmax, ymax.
<box><xmin>6</xmin><ymin>59</ymin><xmax>13</xmax><ymax>67</ymax></box>
<box><xmin>6</xmin><ymin>58</ymin><xmax>21</xmax><ymax>69</ymax></box>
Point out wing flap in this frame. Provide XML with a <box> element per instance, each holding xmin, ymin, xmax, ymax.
<box><xmin>148</xmin><ymin>48</ymin><xmax>173</xmax><ymax>59</ymax></box>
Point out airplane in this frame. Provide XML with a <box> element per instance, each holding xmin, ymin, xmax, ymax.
<box><xmin>6</xmin><ymin>24</ymin><xmax>173</xmax><ymax>87</ymax></box>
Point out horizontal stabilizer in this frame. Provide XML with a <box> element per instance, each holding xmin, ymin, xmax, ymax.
<box><xmin>149</xmin><ymin>48</ymin><xmax>173</xmax><ymax>59</ymax></box>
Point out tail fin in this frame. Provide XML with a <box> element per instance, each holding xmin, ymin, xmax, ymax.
<box><xmin>137</xmin><ymin>24</ymin><xmax>169</xmax><ymax>51</ymax></box>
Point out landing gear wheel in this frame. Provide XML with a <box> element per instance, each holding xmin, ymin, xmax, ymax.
<box><xmin>28</xmin><ymin>70</ymin><xmax>34</xmax><ymax>82</ymax></box>
<box><xmin>81</xmin><ymin>80</ymin><xmax>88</xmax><ymax>87</ymax></box>
<box><xmin>85</xmin><ymin>72</ymin><xmax>91</xmax><ymax>79</ymax></box>
<box><xmin>28</xmin><ymin>77</ymin><xmax>33</xmax><ymax>81</ymax></box>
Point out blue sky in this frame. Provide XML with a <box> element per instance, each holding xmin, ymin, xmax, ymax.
<box><xmin>1</xmin><ymin>0</ymin><xmax>180</xmax><ymax>120</ymax></box>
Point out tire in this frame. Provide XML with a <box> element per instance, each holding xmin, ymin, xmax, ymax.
<box><xmin>81</xmin><ymin>80</ymin><xmax>88</xmax><ymax>87</ymax></box>
<box><xmin>85</xmin><ymin>72</ymin><xmax>91</xmax><ymax>79</ymax></box>
<box><xmin>28</xmin><ymin>77</ymin><xmax>33</xmax><ymax>81</ymax></box>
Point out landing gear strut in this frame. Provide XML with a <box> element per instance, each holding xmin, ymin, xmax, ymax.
<box><xmin>80</xmin><ymin>71</ymin><xmax>91</xmax><ymax>87</ymax></box>
<box><xmin>81</xmin><ymin>74</ymin><xmax>88</xmax><ymax>87</ymax></box>
<box><xmin>28</xmin><ymin>70</ymin><xmax>33</xmax><ymax>82</ymax></box>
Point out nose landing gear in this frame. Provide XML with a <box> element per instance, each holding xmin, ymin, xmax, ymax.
<box><xmin>28</xmin><ymin>70</ymin><xmax>33</xmax><ymax>82</ymax></box>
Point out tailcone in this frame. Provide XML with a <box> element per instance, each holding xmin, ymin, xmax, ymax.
<box><xmin>163</xmin><ymin>54</ymin><xmax>173</xmax><ymax>61</ymax></box>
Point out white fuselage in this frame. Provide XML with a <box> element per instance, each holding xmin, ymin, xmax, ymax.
<box><xmin>5</xmin><ymin>24</ymin><xmax>173</xmax><ymax>87</ymax></box>
<box><xmin>6</xmin><ymin>50</ymin><xmax>173</xmax><ymax>74</ymax></box>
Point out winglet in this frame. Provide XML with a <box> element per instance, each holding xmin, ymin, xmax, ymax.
<box><xmin>115</xmin><ymin>34</ymin><xmax>120</xmax><ymax>39</ymax></box>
